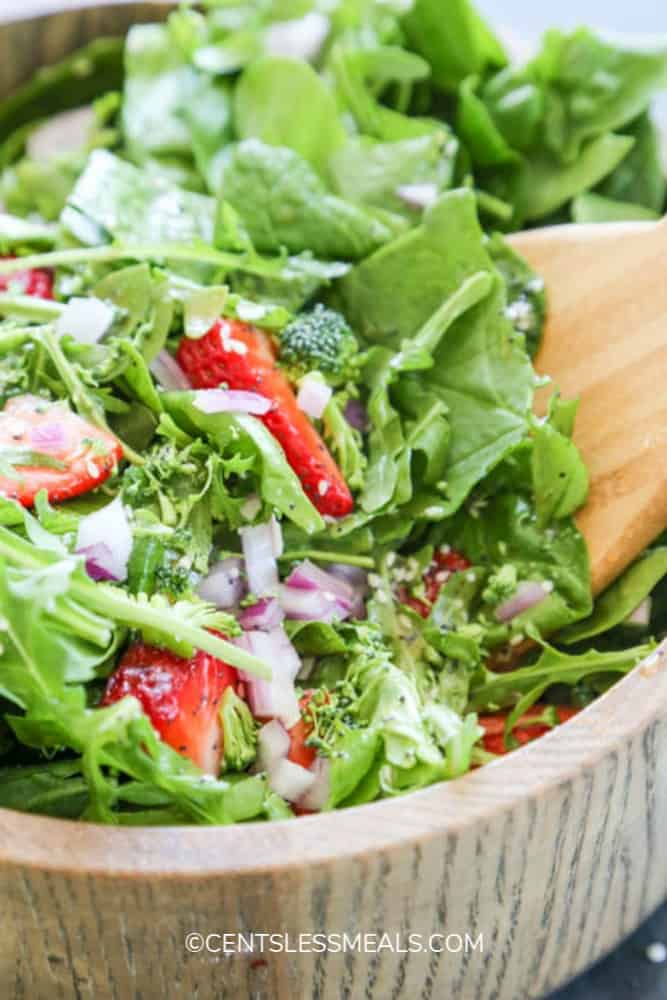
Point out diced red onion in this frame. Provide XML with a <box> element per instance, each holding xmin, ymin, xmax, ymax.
<box><xmin>296</xmin><ymin>373</ymin><xmax>332</xmax><ymax>420</ymax></box>
<box><xmin>193</xmin><ymin>388</ymin><xmax>271</xmax><ymax>416</ymax></box>
<box><xmin>297</xmin><ymin>757</ymin><xmax>331</xmax><ymax>812</ymax></box>
<box><xmin>396</xmin><ymin>183</ymin><xmax>439</xmax><ymax>210</ymax></box>
<box><xmin>149</xmin><ymin>349</ymin><xmax>192</xmax><ymax>391</ymax></box>
<box><xmin>239</xmin><ymin>597</ymin><xmax>285</xmax><ymax>631</ymax></box>
<box><xmin>269</xmin><ymin>514</ymin><xmax>283</xmax><ymax>558</ymax></box>
<box><xmin>79</xmin><ymin>541</ymin><xmax>117</xmax><ymax>582</ymax></box>
<box><xmin>75</xmin><ymin>496</ymin><xmax>132</xmax><ymax>583</ymax></box>
<box><xmin>264</xmin><ymin>11</ymin><xmax>329</xmax><ymax>61</ymax></box>
<box><xmin>240</xmin><ymin>522</ymin><xmax>279</xmax><ymax>596</ymax></box>
<box><xmin>495</xmin><ymin>581</ymin><xmax>549</xmax><ymax>623</ymax></box>
<box><xmin>197</xmin><ymin>557</ymin><xmax>245</xmax><ymax>608</ymax></box>
<box><xmin>240</xmin><ymin>494</ymin><xmax>262</xmax><ymax>521</ymax></box>
<box><xmin>56</xmin><ymin>296</ymin><xmax>115</xmax><ymax>344</ymax></box>
<box><xmin>257</xmin><ymin>719</ymin><xmax>290</xmax><ymax>771</ymax></box>
<box><xmin>343</xmin><ymin>398</ymin><xmax>368</xmax><ymax>431</ymax></box>
<box><xmin>279</xmin><ymin>584</ymin><xmax>351</xmax><ymax>623</ymax></box>
<box><xmin>328</xmin><ymin>562</ymin><xmax>369</xmax><ymax>593</ymax></box>
<box><xmin>268</xmin><ymin>757</ymin><xmax>316</xmax><ymax>803</ymax></box>
<box><xmin>30</xmin><ymin>422</ymin><xmax>67</xmax><ymax>452</ymax></box>
<box><xmin>626</xmin><ymin>598</ymin><xmax>651</xmax><ymax>626</ymax></box>
<box><xmin>237</xmin><ymin>628</ymin><xmax>302</xmax><ymax>727</ymax></box>
<box><xmin>286</xmin><ymin>559</ymin><xmax>355</xmax><ymax>607</ymax></box>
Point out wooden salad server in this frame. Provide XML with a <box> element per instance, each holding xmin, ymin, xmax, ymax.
<box><xmin>509</xmin><ymin>218</ymin><xmax>667</xmax><ymax>595</ymax></box>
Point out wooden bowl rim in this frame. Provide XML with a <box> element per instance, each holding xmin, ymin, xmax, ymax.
<box><xmin>0</xmin><ymin>0</ymin><xmax>665</xmax><ymax>881</ymax></box>
<box><xmin>0</xmin><ymin>644</ymin><xmax>664</xmax><ymax>878</ymax></box>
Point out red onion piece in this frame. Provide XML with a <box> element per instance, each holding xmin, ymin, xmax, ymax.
<box><xmin>328</xmin><ymin>563</ymin><xmax>369</xmax><ymax>593</ymax></box>
<box><xmin>237</xmin><ymin>628</ymin><xmax>302</xmax><ymax>727</ymax></box>
<box><xmin>495</xmin><ymin>581</ymin><xmax>549</xmax><ymax>623</ymax></box>
<box><xmin>396</xmin><ymin>182</ymin><xmax>439</xmax><ymax>210</ymax></box>
<box><xmin>296</xmin><ymin>374</ymin><xmax>332</xmax><ymax>420</ymax></box>
<box><xmin>239</xmin><ymin>597</ymin><xmax>285</xmax><ymax>631</ymax></box>
<box><xmin>193</xmin><ymin>388</ymin><xmax>271</xmax><ymax>416</ymax></box>
<box><xmin>197</xmin><ymin>557</ymin><xmax>245</xmax><ymax>608</ymax></box>
<box><xmin>269</xmin><ymin>757</ymin><xmax>315</xmax><ymax>803</ymax></box>
<box><xmin>149</xmin><ymin>349</ymin><xmax>192</xmax><ymax>391</ymax></box>
<box><xmin>79</xmin><ymin>541</ymin><xmax>117</xmax><ymax>582</ymax></box>
<box><xmin>75</xmin><ymin>496</ymin><xmax>132</xmax><ymax>583</ymax></box>
<box><xmin>279</xmin><ymin>585</ymin><xmax>351</xmax><ymax>622</ymax></box>
<box><xmin>297</xmin><ymin>756</ymin><xmax>331</xmax><ymax>812</ymax></box>
<box><xmin>240</xmin><ymin>522</ymin><xmax>279</xmax><ymax>596</ymax></box>
<box><xmin>626</xmin><ymin>598</ymin><xmax>651</xmax><ymax>626</ymax></box>
<box><xmin>285</xmin><ymin>559</ymin><xmax>356</xmax><ymax>605</ymax></box>
<box><xmin>343</xmin><ymin>398</ymin><xmax>368</xmax><ymax>431</ymax></box>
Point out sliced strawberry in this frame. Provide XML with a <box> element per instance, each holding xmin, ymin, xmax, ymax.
<box><xmin>177</xmin><ymin>319</ymin><xmax>353</xmax><ymax>518</ymax></box>
<box><xmin>401</xmin><ymin>546</ymin><xmax>471</xmax><ymax>618</ymax></box>
<box><xmin>0</xmin><ymin>256</ymin><xmax>53</xmax><ymax>299</ymax></box>
<box><xmin>0</xmin><ymin>395</ymin><xmax>122</xmax><ymax>506</ymax></box>
<box><xmin>479</xmin><ymin>705</ymin><xmax>579</xmax><ymax>756</ymax></box>
<box><xmin>102</xmin><ymin>641</ymin><xmax>239</xmax><ymax>775</ymax></box>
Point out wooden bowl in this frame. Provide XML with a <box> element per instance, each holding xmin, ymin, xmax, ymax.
<box><xmin>1</xmin><ymin>5</ymin><xmax>666</xmax><ymax>998</ymax></box>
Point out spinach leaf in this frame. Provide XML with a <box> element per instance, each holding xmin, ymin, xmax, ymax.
<box><xmin>571</xmin><ymin>192</ymin><xmax>660</xmax><ymax>224</ymax></box>
<box><xmin>216</xmin><ymin>139</ymin><xmax>403</xmax><ymax>259</ymax></box>
<box><xmin>402</xmin><ymin>0</ymin><xmax>506</xmax><ymax>92</ymax></box>
<box><xmin>0</xmin><ymin>760</ymin><xmax>89</xmax><ymax>819</ymax></box>
<box><xmin>596</xmin><ymin>113</ymin><xmax>666</xmax><ymax>214</ymax></box>
<box><xmin>532</xmin><ymin>29</ymin><xmax>667</xmax><ymax>163</ymax></box>
<box><xmin>560</xmin><ymin>548</ymin><xmax>667</xmax><ymax>644</ymax></box>
<box><xmin>234</xmin><ymin>56</ymin><xmax>346</xmax><ymax>177</ymax></box>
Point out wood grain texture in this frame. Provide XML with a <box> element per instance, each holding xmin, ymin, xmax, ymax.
<box><xmin>510</xmin><ymin>219</ymin><xmax>667</xmax><ymax>595</ymax></box>
<box><xmin>0</xmin><ymin>6</ymin><xmax>665</xmax><ymax>1000</ymax></box>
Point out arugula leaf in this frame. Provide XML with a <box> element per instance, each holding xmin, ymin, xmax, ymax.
<box><xmin>531</xmin><ymin>418</ymin><xmax>589</xmax><ymax>527</ymax></box>
<box><xmin>596</xmin><ymin>113</ymin><xmax>666</xmax><ymax>214</ymax></box>
<box><xmin>162</xmin><ymin>391</ymin><xmax>324</xmax><ymax>534</ymax></box>
<box><xmin>216</xmin><ymin>139</ymin><xmax>403</xmax><ymax>259</ymax></box>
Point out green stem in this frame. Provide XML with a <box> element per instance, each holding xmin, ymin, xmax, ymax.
<box><xmin>0</xmin><ymin>243</ymin><xmax>288</xmax><ymax>281</ymax></box>
<box><xmin>279</xmin><ymin>549</ymin><xmax>375</xmax><ymax>569</ymax></box>
<box><xmin>0</xmin><ymin>324</ymin><xmax>49</xmax><ymax>353</ymax></box>
<box><xmin>0</xmin><ymin>293</ymin><xmax>63</xmax><ymax>322</ymax></box>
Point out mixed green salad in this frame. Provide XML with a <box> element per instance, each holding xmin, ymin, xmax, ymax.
<box><xmin>0</xmin><ymin>0</ymin><xmax>665</xmax><ymax>826</ymax></box>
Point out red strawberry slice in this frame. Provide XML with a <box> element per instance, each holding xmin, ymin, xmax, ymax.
<box><xmin>478</xmin><ymin>705</ymin><xmax>579</xmax><ymax>756</ymax></box>
<box><xmin>0</xmin><ymin>256</ymin><xmax>53</xmax><ymax>299</ymax></box>
<box><xmin>0</xmin><ymin>395</ymin><xmax>122</xmax><ymax>506</ymax></box>
<box><xmin>177</xmin><ymin>319</ymin><xmax>353</xmax><ymax>518</ymax></box>
<box><xmin>102</xmin><ymin>641</ymin><xmax>239</xmax><ymax>775</ymax></box>
<box><xmin>401</xmin><ymin>546</ymin><xmax>472</xmax><ymax>618</ymax></box>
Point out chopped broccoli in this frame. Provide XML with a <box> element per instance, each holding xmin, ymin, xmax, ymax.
<box><xmin>279</xmin><ymin>304</ymin><xmax>362</xmax><ymax>385</ymax></box>
<box><xmin>220</xmin><ymin>687</ymin><xmax>258</xmax><ymax>772</ymax></box>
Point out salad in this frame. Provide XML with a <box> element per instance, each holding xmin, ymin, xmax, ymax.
<box><xmin>0</xmin><ymin>0</ymin><xmax>665</xmax><ymax>826</ymax></box>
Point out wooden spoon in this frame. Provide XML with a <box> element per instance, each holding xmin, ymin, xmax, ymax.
<box><xmin>509</xmin><ymin>218</ymin><xmax>667</xmax><ymax>595</ymax></box>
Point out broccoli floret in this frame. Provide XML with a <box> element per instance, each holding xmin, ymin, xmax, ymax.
<box><xmin>220</xmin><ymin>687</ymin><xmax>258</xmax><ymax>772</ymax></box>
<box><xmin>279</xmin><ymin>304</ymin><xmax>361</xmax><ymax>385</ymax></box>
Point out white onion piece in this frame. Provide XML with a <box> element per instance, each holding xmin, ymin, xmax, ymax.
<box><xmin>286</xmin><ymin>559</ymin><xmax>355</xmax><ymax>607</ymax></box>
<box><xmin>264</xmin><ymin>12</ymin><xmax>329</xmax><ymax>61</ymax></box>
<box><xmin>297</xmin><ymin>373</ymin><xmax>332</xmax><ymax>420</ymax></box>
<box><xmin>396</xmin><ymin>182</ymin><xmax>439</xmax><ymax>210</ymax></box>
<box><xmin>193</xmin><ymin>389</ymin><xmax>271</xmax><ymax>415</ymax></box>
<box><xmin>297</xmin><ymin>757</ymin><xmax>331</xmax><ymax>812</ymax></box>
<box><xmin>279</xmin><ymin>585</ymin><xmax>349</xmax><ymax>623</ymax></box>
<box><xmin>269</xmin><ymin>757</ymin><xmax>316</xmax><ymax>803</ymax></box>
<box><xmin>149</xmin><ymin>349</ymin><xmax>191</xmax><ymax>390</ymax></box>
<box><xmin>75</xmin><ymin>496</ymin><xmax>132</xmax><ymax>583</ymax></box>
<box><xmin>197</xmin><ymin>557</ymin><xmax>245</xmax><ymax>608</ymax></box>
<box><xmin>240</xmin><ymin>522</ymin><xmax>279</xmax><ymax>596</ymax></box>
<box><xmin>626</xmin><ymin>598</ymin><xmax>651</xmax><ymax>626</ymax></box>
<box><xmin>495</xmin><ymin>581</ymin><xmax>549</xmax><ymax>623</ymax></box>
<box><xmin>257</xmin><ymin>719</ymin><xmax>290</xmax><ymax>771</ymax></box>
<box><xmin>56</xmin><ymin>296</ymin><xmax>114</xmax><ymax>344</ymax></box>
